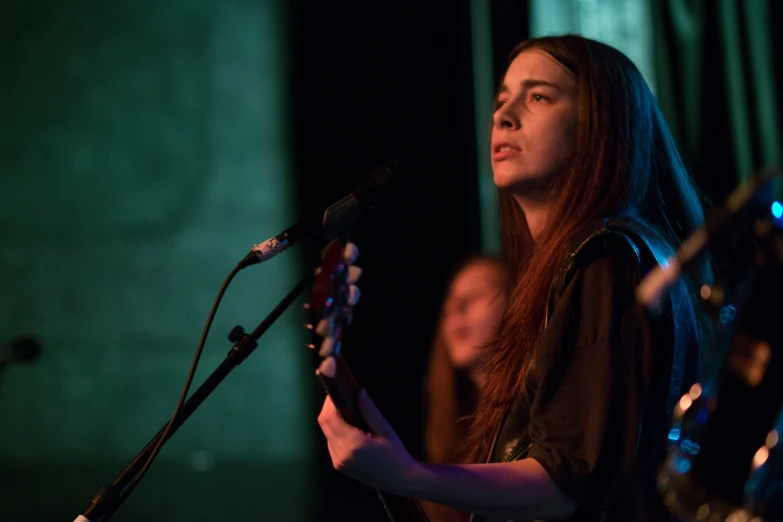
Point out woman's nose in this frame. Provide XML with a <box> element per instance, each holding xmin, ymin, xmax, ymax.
<box><xmin>493</xmin><ymin>101</ymin><xmax>520</xmax><ymax>130</ymax></box>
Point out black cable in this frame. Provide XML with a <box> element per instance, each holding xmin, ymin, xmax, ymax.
<box><xmin>114</xmin><ymin>262</ymin><xmax>243</xmax><ymax>508</ymax></box>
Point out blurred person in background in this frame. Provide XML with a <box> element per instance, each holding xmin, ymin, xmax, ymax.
<box><xmin>423</xmin><ymin>255</ymin><xmax>506</xmax><ymax>522</ymax></box>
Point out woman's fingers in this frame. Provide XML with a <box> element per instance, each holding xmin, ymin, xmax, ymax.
<box><xmin>320</xmin><ymin>396</ymin><xmax>375</xmax><ymax>475</ymax></box>
<box><xmin>318</xmin><ymin>396</ymin><xmax>344</xmax><ymax>434</ymax></box>
<box><xmin>318</xmin><ymin>396</ymin><xmax>364</xmax><ymax>442</ymax></box>
<box><xmin>318</xmin><ymin>394</ymin><xmax>418</xmax><ymax>493</ymax></box>
<box><xmin>356</xmin><ymin>388</ymin><xmax>396</xmax><ymax>441</ymax></box>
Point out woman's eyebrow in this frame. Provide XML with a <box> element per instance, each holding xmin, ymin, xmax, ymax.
<box><xmin>521</xmin><ymin>79</ymin><xmax>562</xmax><ymax>91</ymax></box>
<box><xmin>497</xmin><ymin>79</ymin><xmax>562</xmax><ymax>95</ymax></box>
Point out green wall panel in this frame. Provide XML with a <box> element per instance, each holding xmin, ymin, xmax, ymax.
<box><xmin>0</xmin><ymin>1</ymin><xmax>311</xmax><ymax>520</ymax></box>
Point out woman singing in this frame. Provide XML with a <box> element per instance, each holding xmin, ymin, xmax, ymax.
<box><xmin>317</xmin><ymin>34</ymin><xmax>708</xmax><ymax>521</ymax></box>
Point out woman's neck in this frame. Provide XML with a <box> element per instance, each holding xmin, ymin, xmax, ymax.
<box><xmin>469</xmin><ymin>369</ymin><xmax>487</xmax><ymax>392</ymax></box>
<box><xmin>512</xmin><ymin>193</ymin><xmax>553</xmax><ymax>241</ymax></box>
<box><xmin>468</xmin><ymin>369</ymin><xmax>487</xmax><ymax>392</ymax></box>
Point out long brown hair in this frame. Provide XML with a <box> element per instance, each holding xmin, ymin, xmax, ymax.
<box><xmin>467</xmin><ymin>35</ymin><xmax>708</xmax><ymax>462</ymax></box>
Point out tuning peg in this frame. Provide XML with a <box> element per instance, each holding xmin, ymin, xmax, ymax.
<box><xmin>347</xmin><ymin>266</ymin><xmax>362</xmax><ymax>284</ymax></box>
<box><xmin>315</xmin><ymin>319</ymin><xmax>331</xmax><ymax>337</ymax></box>
<box><xmin>348</xmin><ymin>285</ymin><xmax>361</xmax><ymax>306</ymax></box>
<box><xmin>305</xmin><ymin>343</ymin><xmax>316</xmax><ymax>350</ymax></box>
<box><xmin>344</xmin><ymin>243</ymin><xmax>360</xmax><ymax>263</ymax></box>
<box><xmin>303</xmin><ymin>303</ymin><xmax>312</xmax><ymax>310</ymax></box>
<box><xmin>316</xmin><ymin>356</ymin><xmax>337</xmax><ymax>378</ymax></box>
<box><xmin>319</xmin><ymin>337</ymin><xmax>335</xmax><ymax>357</ymax></box>
<box><xmin>303</xmin><ymin>323</ymin><xmax>314</xmax><ymax>331</ymax></box>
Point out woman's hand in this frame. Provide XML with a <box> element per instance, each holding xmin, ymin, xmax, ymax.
<box><xmin>318</xmin><ymin>390</ymin><xmax>578</xmax><ymax>521</ymax></box>
<box><xmin>318</xmin><ymin>388</ymin><xmax>423</xmax><ymax>495</ymax></box>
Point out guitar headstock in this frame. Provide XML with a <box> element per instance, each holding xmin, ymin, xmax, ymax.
<box><xmin>306</xmin><ymin>241</ymin><xmax>361</xmax><ymax>378</ymax></box>
<box><xmin>305</xmin><ymin>241</ymin><xmax>432</xmax><ymax>521</ymax></box>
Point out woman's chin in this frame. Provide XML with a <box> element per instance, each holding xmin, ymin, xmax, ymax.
<box><xmin>451</xmin><ymin>353</ymin><xmax>483</xmax><ymax>374</ymax></box>
<box><xmin>492</xmin><ymin>167</ymin><xmax>527</xmax><ymax>189</ymax></box>
<box><xmin>492</xmin><ymin>173</ymin><xmax>512</xmax><ymax>189</ymax></box>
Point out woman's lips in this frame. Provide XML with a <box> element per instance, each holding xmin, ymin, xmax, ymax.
<box><xmin>492</xmin><ymin>143</ymin><xmax>521</xmax><ymax>161</ymax></box>
<box><xmin>493</xmin><ymin>149</ymin><xmax>521</xmax><ymax>161</ymax></box>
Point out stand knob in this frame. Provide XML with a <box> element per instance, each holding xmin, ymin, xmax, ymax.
<box><xmin>228</xmin><ymin>325</ymin><xmax>245</xmax><ymax>343</ymax></box>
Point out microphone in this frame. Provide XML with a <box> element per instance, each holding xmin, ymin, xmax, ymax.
<box><xmin>238</xmin><ymin>161</ymin><xmax>400</xmax><ymax>268</ymax></box>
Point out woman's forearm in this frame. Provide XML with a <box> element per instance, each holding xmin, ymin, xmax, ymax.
<box><xmin>317</xmin><ymin>395</ymin><xmax>576</xmax><ymax>519</ymax></box>
<box><xmin>402</xmin><ymin>458</ymin><xmax>577</xmax><ymax>521</ymax></box>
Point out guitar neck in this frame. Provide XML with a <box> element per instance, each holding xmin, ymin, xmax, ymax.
<box><xmin>318</xmin><ymin>354</ymin><xmax>430</xmax><ymax>522</ymax></box>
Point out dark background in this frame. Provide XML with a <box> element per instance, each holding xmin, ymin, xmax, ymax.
<box><xmin>287</xmin><ymin>2</ymin><xmax>504</xmax><ymax>518</ymax></box>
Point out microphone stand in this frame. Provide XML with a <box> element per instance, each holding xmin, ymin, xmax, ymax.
<box><xmin>75</xmin><ymin>271</ymin><xmax>315</xmax><ymax>522</ymax></box>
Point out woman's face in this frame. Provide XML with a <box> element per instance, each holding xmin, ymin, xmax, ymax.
<box><xmin>491</xmin><ymin>48</ymin><xmax>578</xmax><ymax>195</ymax></box>
<box><xmin>442</xmin><ymin>262</ymin><xmax>506</xmax><ymax>372</ymax></box>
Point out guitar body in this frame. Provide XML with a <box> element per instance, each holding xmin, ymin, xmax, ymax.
<box><xmin>308</xmin><ymin>241</ymin><xmax>430</xmax><ymax>522</ymax></box>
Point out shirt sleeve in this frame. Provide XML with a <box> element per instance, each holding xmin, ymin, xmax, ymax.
<box><xmin>526</xmin><ymin>245</ymin><xmax>657</xmax><ymax>507</ymax></box>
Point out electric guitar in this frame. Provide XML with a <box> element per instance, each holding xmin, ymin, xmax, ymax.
<box><xmin>307</xmin><ymin>240</ymin><xmax>430</xmax><ymax>521</ymax></box>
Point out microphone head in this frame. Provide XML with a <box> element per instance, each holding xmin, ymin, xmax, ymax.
<box><xmin>321</xmin><ymin>161</ymin><xmax>404</xmax><ymax>240</ymax></box>
<box><xmin>353</xmin><ymin>160</ymin><xmax>401</xmax><ymax>210</ymax></box>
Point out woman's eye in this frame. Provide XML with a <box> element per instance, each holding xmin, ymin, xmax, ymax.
<box><xmin>531</xmin><ymin>93</ymin><xmax>547</xmax><ymax>102</ymax></box>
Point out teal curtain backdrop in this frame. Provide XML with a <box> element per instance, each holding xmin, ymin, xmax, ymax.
<box><xmin>0</xmin><ymin>1</ymin><xmax>312</xmax><ymax>521</ymax></box>
<box><xmin>653</xmin><ymin>0</ymin><xmax>782</xmax><ymax>201</ymax></box>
